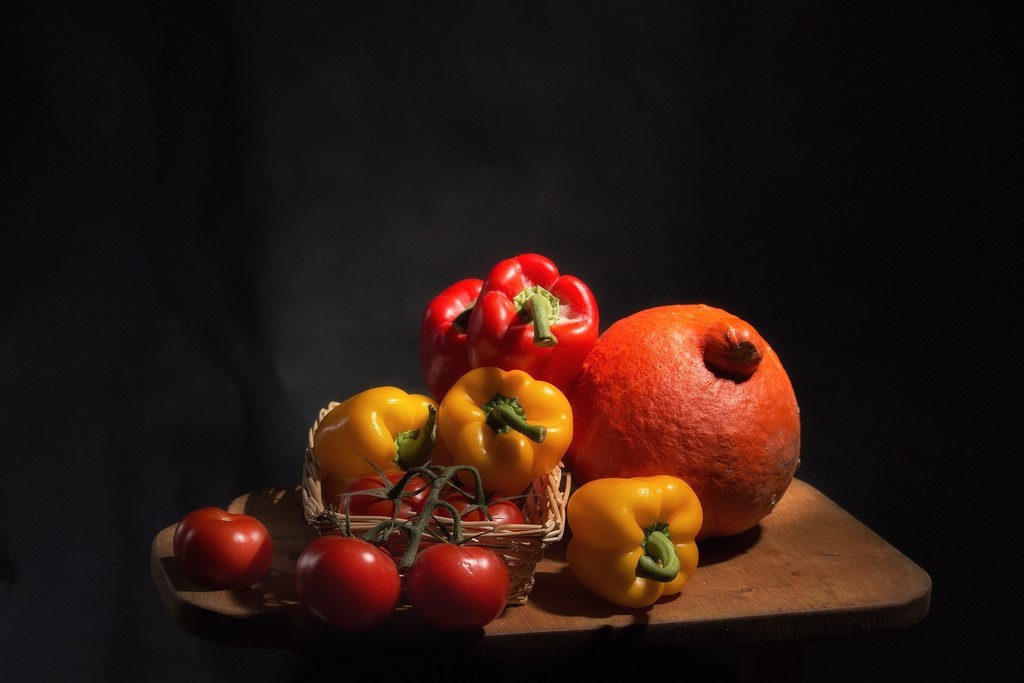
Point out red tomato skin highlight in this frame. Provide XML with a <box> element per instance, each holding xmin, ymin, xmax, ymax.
<box><xmin>172</xmin><ymin>507</ymin><xmax>273</xmax><ymax>590</ymax></box>
<box><xmin>294</xmin><ymin>535</ymin><xmax>401</xmax><ymax>632</ymax></box>
<box><xmin>406</xmin><ymin>543</ymin><xmax>511</xmax><ymax>631</ymax></box>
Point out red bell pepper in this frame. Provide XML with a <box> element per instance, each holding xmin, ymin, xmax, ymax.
<box><xmin>466</xmin><ymin>253</ymin><xmax>599</xmax><ymax>391</ymax></box>
<box><xmin>419</xmin><ymin>277</ymin><xmax>483</xmax><ymax>400</ymax></box>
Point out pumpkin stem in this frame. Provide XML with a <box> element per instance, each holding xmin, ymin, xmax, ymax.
<box><xmin>703</xmin><ymin>319</ymin><xmax>764</xmax><ymax>380</ymax></box>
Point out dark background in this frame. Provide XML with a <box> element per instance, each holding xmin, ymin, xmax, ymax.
<box><xmin>1</xmin><ymin>2</ymin><xmax>1015</xmax><ymax>681</ymax></box>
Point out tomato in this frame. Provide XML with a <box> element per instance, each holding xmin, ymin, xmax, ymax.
<box><xmin>172</xmin><ymin>507</ymin><xmax>273</xmax><ymax>590</ymax></box>
<box><xmin>406</xmin><ymin>543</ymin><xmax>510</xmax><ymax>630</ymax></box>
<box><xmin>435</xmin><ymin>491</ymin><xmax>527</xmax><ymax>525</ymax></box>
<box><xmin>473</xmin><ymin>497</ymin><xmax>527</xmax><ymax>525</ymax></box>
<box><xmin>341</xmin><ymin>471</ymin><xmax>432</xmax><ymax>517</ymax></box>
<box><xmin>294</xmin><ymin>535</ymin><xmax>401</xmax><ymax>631</ymax></box>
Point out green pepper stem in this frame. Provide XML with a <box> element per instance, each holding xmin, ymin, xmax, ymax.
<box><xmin>487</xmin><ymin>402</ymin><xmax>547</xmax><ymax>443</ymax></box>
<box><xmin>394</xmin><ymin>404</ymin><xmax>438</xmax><ymax>469</ymax></box>
<box><xmin>514</xmin><ymin>286</ymin><xmax>560</xmax><ymax>348</ymax></box>
<box><xmin>523</xmin><ymin>292</ymin><xmax>558</xmax><ymax>347</ymax></box>
<box><xmin>637</xmin><ymin>529</ymin><xmax>681</xmax><ymax>582</ymax></box>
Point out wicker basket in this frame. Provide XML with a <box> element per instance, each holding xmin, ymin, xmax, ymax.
<box><xmin>300</xmin><ymin>400</ymin><xmax>571</xmax><ymax>605</ymax></box>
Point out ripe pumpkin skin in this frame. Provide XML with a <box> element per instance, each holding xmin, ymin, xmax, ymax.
<box><xmin>564</xmin><ymin>304</ymin><xmax>801</xmax><ymax>541</ymax></box>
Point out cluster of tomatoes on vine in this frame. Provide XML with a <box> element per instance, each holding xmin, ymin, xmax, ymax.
<box><xmin>173</xmin><ymin>463</ymin><xmax>526</xmax><ymax>632</ymax></box>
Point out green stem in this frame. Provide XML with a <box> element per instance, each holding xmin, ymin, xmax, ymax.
<box><xmin>637</xmin><ymin>528</ymin><xmax>680</xmax><ymax>582</ymax></box>
<box><xmin>486</xmin><ymin>401</ymin><xmax>546</xmax><ymax>443</ymax></box>
<box><xmin>387</xmin><ymin>469</ymin><xmax>430</xmax><ymax>504</ymax></box>
<box><xmin>514</xmin><ymin>286</ymin><xmax>559</xmax><ymax>348</ymax></box>
<box><xmin>395</xmin><ymin>464</ymin><xmax>483</xmax><ymax>571</ymax></box>
<box><xmin>393</xmin><ymin>404</ymin><xmax>438</xmax><ymax>469</ymax></box>
<box><xmin>525</xmin><ymin>293</ymin><xmax>557</xmax><ymax>347</ymax></box>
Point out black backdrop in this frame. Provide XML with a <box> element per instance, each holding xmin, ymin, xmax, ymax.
<box><xmin>2</xmin><ymin>2</ymin><xmax>1015</xmax><ymax>681</ymax></box>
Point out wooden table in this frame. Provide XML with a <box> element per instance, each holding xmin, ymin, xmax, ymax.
<box><xmin>151</xmin><ymin>479</ymin><xmax>931</xmax><ymax>679</ymax></box>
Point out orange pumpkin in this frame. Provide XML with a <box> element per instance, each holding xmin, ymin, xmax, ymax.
<box><xmin>564</xmin><ymin>304</ymin><xmax>801</xmax><ymax>540</ymax></box>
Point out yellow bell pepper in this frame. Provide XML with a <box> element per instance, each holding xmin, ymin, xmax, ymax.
<box><xmin>313</xmin><ymin>386</ymin><xmax>444</xmax><ymax>509</ymax></box>
<box><xmin>566</xmin><ymin>475</ymin><xmax>703</xmax><ymax>608</ymax></box>
<box><xmin>437</xmin><ymin>366</ymin><xmax>572</xmax><ymax>495</ymax></box>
